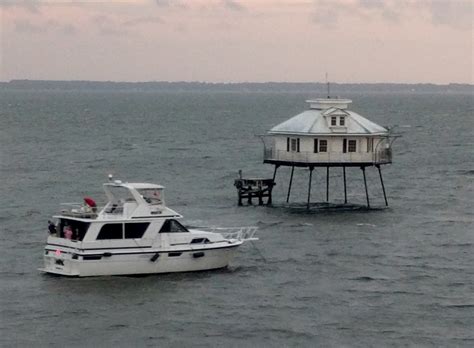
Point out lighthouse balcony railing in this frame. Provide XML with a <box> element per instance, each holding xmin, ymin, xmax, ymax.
<box><xmin>264</xmin><ymin>148</ymin><xmax>392</xmax><ymax>165</ymax></box>
<box><xmin>375</xmin><ymin>148</ymin><xmax>392</xmax><ymax>163</ymax></box>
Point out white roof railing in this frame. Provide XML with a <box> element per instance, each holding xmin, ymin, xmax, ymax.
<box><xmin>306</xmin><ymin>98</ymin><xmax>352</xmax><ymax>110</ymax></box>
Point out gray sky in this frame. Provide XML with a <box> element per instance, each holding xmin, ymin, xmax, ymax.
<box><xmin>1</xmin><ymin>0</ymin><xmax>472</xmax><ymax>83</ymax></box>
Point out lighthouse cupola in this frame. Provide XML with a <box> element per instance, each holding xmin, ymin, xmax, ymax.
<box><xmin>306</xmin><ymin>98</ymin><xmax>352</xmax><ymax>110</ymax></box>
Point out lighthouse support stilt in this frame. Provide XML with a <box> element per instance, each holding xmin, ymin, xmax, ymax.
<box><xmin>326</xmin><ymin>166</ymin><xmax>330</xmax><ymax>202</ymax></box>
<box><xmin>286</xmin><ymin>166</ymin><xmax>294</xmax><ymax>203</ymax></box>
<box><xmin>376</xmin><ymin>164</ymin><xmax>388</xmax><ymax>206</ymax></box>
<box><xmin>267</xmin><ymin>165</ymin><xmax>279</xmax><ymax>205</ymax></box>
<box><xmin>361</xmin><ymin>166</ymin><xmax>370</xmax><ymax>208</ymax></box>
<box><xmin>272</xmin><ymin>165</ymin><xmax>279</xmax><ymax>182</ymax></box>
<box><xmin>307</xmin><ymin>167</ymin><xmax>314</xmax><ymax>210</ymax></box>
<box><xmin>343</xmin><ymin>166</ymin><xmax>347</xmax><ymax>204</ymax></box>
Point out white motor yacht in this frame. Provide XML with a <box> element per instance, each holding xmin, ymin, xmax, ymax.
<box><xmin>39</xmin><ymin>177</ymin><xmax>257</xmax><ymax>277</ymax></box>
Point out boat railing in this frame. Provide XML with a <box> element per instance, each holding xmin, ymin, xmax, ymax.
<box><xmin>209</xmin><ymin>226</ymin><xmax>259</xmax><ymax>241</ymax></box>
<box><xmin>59</xmin><ymin>203</ymin><xmax>101</xmax><ymax>218</ymax></box>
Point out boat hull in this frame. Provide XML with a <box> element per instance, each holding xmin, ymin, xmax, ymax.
<box><xmin>41</xmin><ymin>245</ymin><xmax>240</xmax><ymax>277</ymax></box>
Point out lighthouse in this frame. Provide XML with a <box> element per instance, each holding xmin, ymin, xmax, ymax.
<box><xmin>262</xmin><ymin>97</ymin><xmax>396</xmax><ymax>209</ymax></box>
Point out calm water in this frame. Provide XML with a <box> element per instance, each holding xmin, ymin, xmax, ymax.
<box><xmin>0</xmin><ymin>90</ymin><xmax>473</xmax><ymax>347</ymax></box>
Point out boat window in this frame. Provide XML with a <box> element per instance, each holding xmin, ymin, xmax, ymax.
<box><xmin>159</xmin><ymin>219</ymin><xmax>189</xmax><ymax>233</ymax></box>
<box><xmin>59</xmin><ymin>219</ymin><xmax>90</xmax><ymax>241</ymax></box>
<box><xmin>339</xmin><ymin>117</ymin><xmax>345</xmax><ymax>126</ymax></box>
<box><xmin>125</xmin><ymin>223</ymin><xmax>149</xmax><ymax>239</ymax></box>
<box><xmin>331</xmin><ymin>116</ymin><xmax>337</xmax><ymax>126</ymax></box>
<box><xmin>138</xmin><ymin>188</ymin><xmax>163</xmax><ymax>205</ymax></box>
<box><xmin>97</xmin><ymin>223</ymin><xmax>123</xmax><ymax>240</ymax></box>
<box><xmin>190</xmin><ymin>238</ymin><xmax>210</xmax><ymax>244</ymax></box>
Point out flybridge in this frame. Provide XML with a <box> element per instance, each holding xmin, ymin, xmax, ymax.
<box><xmin>56</xmin><ymin>177</ymin><xmax>179</xmax><ymax>221</ymax></box>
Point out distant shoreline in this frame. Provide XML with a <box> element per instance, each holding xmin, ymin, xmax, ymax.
<box><xmin>0</xmin><ymin>79</ymin><xmax>472</xmax><ymax>94</ymax></box>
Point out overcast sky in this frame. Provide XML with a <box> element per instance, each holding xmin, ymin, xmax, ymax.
<box><xmin>0</xmin><ymin>0</ymin><xmax>472</xmax><ymax>83</ymax></box>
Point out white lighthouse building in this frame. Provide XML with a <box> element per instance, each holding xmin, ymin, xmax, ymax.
<box><xmin>263</xmin><ymin>97</ymin><xmax>395</xmax><ymax>208</ymax></box>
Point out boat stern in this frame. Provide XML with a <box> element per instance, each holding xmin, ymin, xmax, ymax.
<box><xmin>41</xmin><ymin>249</ymin><xmax>81</xmax><ymax>277</ymax></box>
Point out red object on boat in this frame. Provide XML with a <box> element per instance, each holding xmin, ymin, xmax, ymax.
<box><xmin>84</xmin><ymin>197</ymin><xmax>97</xmax><ymax>207</ymax></box>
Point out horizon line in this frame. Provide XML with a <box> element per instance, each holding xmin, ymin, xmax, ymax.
<box><xmin>2</xmin><ymin>79</ymin><xmax>473</xmax><ymax>86</ymax></box>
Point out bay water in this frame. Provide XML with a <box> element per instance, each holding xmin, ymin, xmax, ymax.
<box><xmin>0</xmin><ymin>89</ymin><xmax>473</xmax><ymax>346</ymax></box>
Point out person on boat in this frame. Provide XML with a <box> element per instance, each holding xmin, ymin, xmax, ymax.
<box><xmin>83</xmin><ymin>197</ymin><xmax>97</xmax><ymax>213</ymax></box>
<box><xmin>48</xmin><ymin>220</ymin><xmax>57</xmax><ymax>235</ymax></box>
<box><xmin>64</xmin><ymin>225</ymin><xmax>73</xmax><ymax>240</ymax></box>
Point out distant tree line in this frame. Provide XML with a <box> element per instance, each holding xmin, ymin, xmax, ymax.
<box><xmin>0</xmin><ymin>79</ymin><xmax>472</xmax><ymax>94</ymax></box>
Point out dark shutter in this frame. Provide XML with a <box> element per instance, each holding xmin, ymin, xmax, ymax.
<box><xmin>343</xmin><ymin>139</ymin><xmax>347</xmax><ymax>153</ymax></box>
<box><xmin>314</xmin><ymin>138</ymin><xmax>318</xmax><ymax>153</ymax></box>
<box><xmin>297</xmin><ymin>138</ymin><xmax>300</xmax><ymax>152</ymax></box>
<box><xmin>287</xmin><ymin>137</ymin><xmax>290</xmax><ymax>152</ymax></box>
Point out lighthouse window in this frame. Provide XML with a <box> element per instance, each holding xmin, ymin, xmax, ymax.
<box><xmin>331</xmin><ymin>116</ymin><xmax>337</xmax><ymax>126</ymax></box>
<box><xmin>291</xmin><ymin>138</ymin><xmax>297</xmax><ymax>151</ymax></box>
<box><xmin>348</xmin><ymin>140</ymin><xmax>357</xmax><ymax>152</ymax></box>
<box><xmin>319</xmin><ymin>140</ymin><xmax>328</xmax><ymax>152</ymax></box>
<box><xmin>340</xmin><ymin>117</ymin><xmax>345</xmax><ymax>126</ymax></box>
<box><xmin>290</xmin><ymin>138</ymin><xmax>300</xmax><ymax>152</ymax></box>
<box><xmin>366</xmin><ymin>138</ymin><xmax>373</xmax><ymax>152</ymax></box>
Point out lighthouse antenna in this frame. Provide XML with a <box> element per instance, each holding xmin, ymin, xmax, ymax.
<box><xmin>326</xmin><ymin>72</ymin><xmax>330</xmax><ymax>98</ymax></box>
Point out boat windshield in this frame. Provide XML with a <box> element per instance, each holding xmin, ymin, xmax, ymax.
<box><xmin>137</xmin><ymin>188</ymin><xmax>163</xmax><ymax>205</ymax></box>
<box><xmin>107</xmin><ymin>186</ymin><xmax>136</xmax><ymax>203</ymax></box>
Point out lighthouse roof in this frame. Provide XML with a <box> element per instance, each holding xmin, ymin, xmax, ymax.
<box><xmin>268</xmin><ymin>100</ymin><xmax>388</xmax><ymax>135</ymax></box>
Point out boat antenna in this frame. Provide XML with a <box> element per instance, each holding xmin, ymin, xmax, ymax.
<box><xmin>326</xmin><ymin>72</ymin><xmax>330</xmax><ymax>98</ymax></box>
